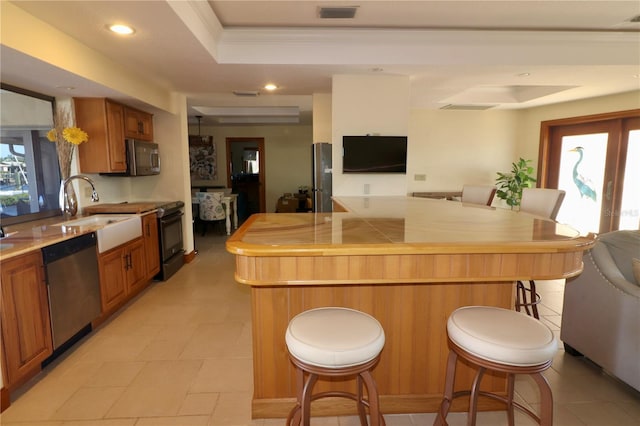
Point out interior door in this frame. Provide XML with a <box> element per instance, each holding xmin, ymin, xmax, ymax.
<box><xmin>540</xmin><ymin>112</ymin><xmax>639</xmax><ymax>235</ymax></box>
<box><xmin>226</xmin><ymin>138</ymin><xmax>266</xmax><ymax>222</ymax></box>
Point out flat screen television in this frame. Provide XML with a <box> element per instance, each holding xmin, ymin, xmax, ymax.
<box><xmin>342</xmin><ymin>135</ymin><xmax>407</xmax><ymax>174</ymax></box>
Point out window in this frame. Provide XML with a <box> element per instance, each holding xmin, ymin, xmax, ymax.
<box><xmin>0</xmin><ymin>84</ymin><xmax>61</xmax><ymax>225</ymax></box>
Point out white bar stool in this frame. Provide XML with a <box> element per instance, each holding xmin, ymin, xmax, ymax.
<box><xmin>434</xmin><ymin>306</ymin><xmax>556</xmax><ymax>426</ymax></box>
<box><xmin>285</xmin><ymin>307</ymin><xmax>386</xmax><ymax>426</ymax></box>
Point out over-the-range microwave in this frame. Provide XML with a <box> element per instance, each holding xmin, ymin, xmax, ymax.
<box><xmin>125</xmin><ymin>139</ymin><xmax>160</xmax><ymax>176</ymax></box>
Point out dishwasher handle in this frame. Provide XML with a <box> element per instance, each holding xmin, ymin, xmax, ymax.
<box><xmin>42</xmin><ymin>232</ymin><xmax>97</xmax><ymax>264</ymax></box>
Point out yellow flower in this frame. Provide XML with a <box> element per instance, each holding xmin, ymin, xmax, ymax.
<box><xmin>46</xmin><ymin>129</ymin><xmax>57</xmax><ymax>142</ymax></box>
<box><xmin>62</xmin><ymin>127</ymin><xmax>89</xmax><ymax>145</ymax></box>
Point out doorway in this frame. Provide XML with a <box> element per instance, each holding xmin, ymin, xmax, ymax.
<box><xmin>226</xmin><ymin>138</ymin><xmax>266</xmax><ymax>223</ymax></box>
<box><xmin>539</xmin><ymin>111</ymin><xmax>639</xmax><ymax>234</ymax></box>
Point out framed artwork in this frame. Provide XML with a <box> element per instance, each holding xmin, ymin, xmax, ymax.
<box><xmin>189</xmin><ymin>135</ymin><xmax>217</xmax><ymax>181</ymax></box>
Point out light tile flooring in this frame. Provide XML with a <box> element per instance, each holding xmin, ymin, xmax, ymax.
<box><xmin>1</xmin><ymin>233</ymin><xmax>639</xmax><ymax>426</ymax></box>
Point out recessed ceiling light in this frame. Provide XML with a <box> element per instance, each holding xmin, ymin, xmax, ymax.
<box><xmin>108</xmin><ymin>24</ymin><xmax>135</xmax><ymax>35</ymax></box>
<box><xmin>517</xmin><ymin>72</ymin><xmax>531</xmax><ymax>77</ymax></box>
<box><xmin>55</xmin><ymin>86</ymin><xmax>75</xmax><ymax>91</ymax></box>
<box><xmin>264</xmin><ymin>84</ymin><xmax>278</xmax><ymax>91</ymax></box>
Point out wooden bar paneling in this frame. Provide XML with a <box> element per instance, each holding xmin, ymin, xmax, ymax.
<box><xmin>250</xmin><ymin>282</ymin><xmax>513</xmax><ymax>417</ymax></box>
<box><xmin>235</xmin><ymin>251</ymin><xmax>585</xmax><ymax>286</ymax></box>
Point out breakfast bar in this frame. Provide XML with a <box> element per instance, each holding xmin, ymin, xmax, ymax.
<box><xmin>225</xmin><ymin>196</ymin><xmax>594</xmax><ymax>418</ymax></box>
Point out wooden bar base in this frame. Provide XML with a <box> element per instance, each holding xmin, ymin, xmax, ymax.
<box><xmin>249</xmin><ymin>282</ymin><xmax>513</xmax><ymax>417</ymax></box>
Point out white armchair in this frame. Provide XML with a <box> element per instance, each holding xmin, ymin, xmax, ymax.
<box><xmin>560</xmin><ymin>230</ymin><xmax>640</xmax><ymax>391</ymax></box>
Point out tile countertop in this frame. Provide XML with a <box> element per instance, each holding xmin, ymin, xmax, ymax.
<box><xmin>226</xmin><ymin>196</ymin><xmax>594</xmax><ymax>257</ymax></box>
<box><xmin>0</xmin><ymin>203</ymin><xmax>158</xmax><ymax>261</ymax></box>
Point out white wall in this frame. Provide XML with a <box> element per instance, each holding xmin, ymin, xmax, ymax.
<box><xmin>407</xmin><ymin>109</ymin><xmax>519</xmax><ymax>194</ymax></box>
<box><xmin>312</xmin><ymin>93</ymin><xmax>332</xmax><ymax>143</ymax></box>
<box><xmin>332</xmin><ymin>74</ymin><xmax>410</xmax><ymax>196</ymax></box>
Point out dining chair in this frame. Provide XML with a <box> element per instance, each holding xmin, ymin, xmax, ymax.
<box><xmin>519</xmin><ymin>188</ymin><xmax>566</xmax><ymax>221</ymax></box>
<box><xmin>516</xmin><ymin>188</ymin><xmax>566</xmax><ymax>319</ymax></box>
<box><xmin>196</xmin><ymin>191</ymin><xmax>226</xmax><ymax>236</ymax></box>
<box><xmin>461</xmin><ymin>184</ymin><xmax>497</xmax><ymax>206</ymax></box>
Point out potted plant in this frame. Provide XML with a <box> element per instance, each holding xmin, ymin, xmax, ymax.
<box><xmin>495</xmin><ymin>158</ymin><xmax>537</xmax><ymax>209</ymax></box>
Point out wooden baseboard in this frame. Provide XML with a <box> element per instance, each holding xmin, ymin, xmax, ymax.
<box><xmin>251</xmin><ymin>394</ymin><xmax>506</xmax><ymax>419</ymax></box>
<box><xmin>1</xmin><ymin>387</ymin><xmax>10</xmax><ymax>412</ymax></box>
<box><xmin>183</xmin><ymin>250</ymin><xmax>197</xmax><ymax>263</ymax></box>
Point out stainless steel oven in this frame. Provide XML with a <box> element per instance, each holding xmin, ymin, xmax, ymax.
<box><xmin>155</xmin><ymin>201</ymin><xmax>185</xmax><ymax>280</ymax></box>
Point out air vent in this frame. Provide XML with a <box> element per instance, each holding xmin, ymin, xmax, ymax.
<box><xmin>233</xmin><ymin>90</ymin><xmax>260</xmax><ymax>97</ymax></box>
<box><xmin>318</xmin><ymin>6</ymin><xmax>358</xmax><ymax>19</ymax></box>
<box><xmin>440</xmin><ymin>104</ymin><xmax>496</xmax><ymax>111</ymax></box>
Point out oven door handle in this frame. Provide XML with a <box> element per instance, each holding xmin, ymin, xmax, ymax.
<box><xmin>159</xmin><ymin>211</ymin><xmax>184</xmax><ymax>225</ymax></box>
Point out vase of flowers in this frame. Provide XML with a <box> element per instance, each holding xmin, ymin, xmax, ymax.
<box><xmin>47</xmin><ymin>108</ymin><xmax>89</xmax><ymax>210</ymax></box>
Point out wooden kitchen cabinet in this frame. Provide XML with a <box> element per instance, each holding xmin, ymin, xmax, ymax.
<box><xmin>142</xmin><ymin>212</ymin><xmax>160</xmax><ymax>279</ymax></box>
<box><xmin>74</xmin><ymin>98</ymin><xmax>127</xmax><ymax>173</ymax></box>
<box><xmin>98</xmin><ymin>237</ymin><xmax>147</xmax><ymax>314</ymax></box>
<box><xmin>126</xmin><ymin>238</ymin><xmax>147</xmax><ymax>294</ymax></box>
<box><xmin>0</xmin><ymin>251</ymin><xmax>53</xmax><ymax>387</ymax></box>
<box><xmin>124</xmin><ymin>107</ymin><xmax>154</xmax><ymax>141</ymax></box>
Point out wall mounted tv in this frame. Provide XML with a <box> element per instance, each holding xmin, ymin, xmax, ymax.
<box><xmin>342</xmin><ymin>135</ymin><xmax>407</xmax><ymax>174</ymax></box>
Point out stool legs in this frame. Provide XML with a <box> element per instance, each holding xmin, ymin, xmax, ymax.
<box><xmin>434</xmin><ymin>349</ymin><xmax>458</xmax><ymax>426</ymax></box>
<box><xmin>531</xmin><ymin>372</ymin><xmax>553</xmax><ymax>425</ymax></box>
<box><xmin>287</xmin><ymin>362</ymin><xmax>385</xmax><ymax>426</ymax></box>
<box><xmin>434</xmin><ymin>343</ymin><xmax>553</xmax><ymax>426</ymax></box>
<box><xmin>516</xmin><ymin>280</ymin><xmax>541</xmax><ymax>319</ymax></box>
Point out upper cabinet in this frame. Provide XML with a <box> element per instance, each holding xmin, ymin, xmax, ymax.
<box><xmin>74</xmin><ymin>98</ymin><xmax>126</xmax><ymax>173</ymax></box>
<box><xmin>124</xmin><ymin>107</ymin><xmax>154</xmax><ymax>141</ymax></box>
<box><xmin>74</xmin><ymin>98</ymin><xmax>154</xmax><ymax>174</ymax></box>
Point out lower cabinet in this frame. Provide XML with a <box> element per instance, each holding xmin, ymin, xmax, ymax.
<box><xmin>98</xmin><ymin>237</ymin><xmax>147</xmax><ymax>313</ymax></box>
<box><xmin>142</xmin><ymin>212</ymin><xmax>160</xmax><ymax>279</ymax></box>
<box><xmin>0</xmin><ymin>251</ymin><xmax>53</xmax><ymax>387</ymax></box>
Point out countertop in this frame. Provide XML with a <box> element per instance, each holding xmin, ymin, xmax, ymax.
<box><xmin>83</xmin><ymin>202</ymin><xmax>161</xmax><ymax>214</ymax></box>
<box><xmin>0</xmin><ymin>203</ymin><xmax>158</xmax><ymax>260</ymax></box>
<box><xmin>226</xmin><ymin>196</ymin><xmax>594</xmax><ymax>257</ymax></box>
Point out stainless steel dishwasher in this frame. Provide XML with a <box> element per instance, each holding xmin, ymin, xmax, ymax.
<box><xmin>42</xmin><ymin>232</ymin><xmax>101</xmax><ymax>350</ymax></box>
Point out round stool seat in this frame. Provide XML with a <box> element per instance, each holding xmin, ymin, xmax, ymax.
<box><xmin>447</xmin><ymin>306</ymin><xmax>556</xmax><ymax>366</ymax></box>
<box><xmin>286</xmin><ymin>307</ymin><xmax>385</xmax><ymax>368</ymax></box>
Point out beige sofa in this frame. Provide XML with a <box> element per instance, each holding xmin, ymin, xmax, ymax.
<box><xmin>560</xmin><ymin>230</ymin><xmax>640</xmax><ymax>391</ymax></box>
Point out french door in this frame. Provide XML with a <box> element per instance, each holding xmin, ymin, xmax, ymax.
<box><xmin>539</xmin><ymin>111</ymin><xmax>639</xmax><ymax>235</ymax></box>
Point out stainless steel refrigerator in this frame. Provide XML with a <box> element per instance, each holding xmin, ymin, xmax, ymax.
<box><xmin>312</xmin><ymin>142</ymin><xmax>332</xmax><ymax>212</ymax></box>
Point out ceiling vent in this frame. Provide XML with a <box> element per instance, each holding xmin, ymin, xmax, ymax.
<box><xmin>318</xmin><ymin>6</ymin><xmax>358</xmax><ymax>19</ymax></box>
<box><xmin>233</xmin><ymin>90</ymin><xmax>260</xmax><ymax>97</ymax></box>
<box><xmin>440</xmin><ymin>104</ymin><xmax>496</xmax><ymax>111</ymax></box>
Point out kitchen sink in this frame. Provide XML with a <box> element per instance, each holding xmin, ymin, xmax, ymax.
<box><xmin>55</xmin><ymin>214</ymin><xmax>142</xmax><ymax>253</ymax></box>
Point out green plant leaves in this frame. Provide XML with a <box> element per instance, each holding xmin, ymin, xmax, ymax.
<box><xmin>495</xmin><ymin>158</ymin><xmax>537</xmax><ymax>208</ymax></box>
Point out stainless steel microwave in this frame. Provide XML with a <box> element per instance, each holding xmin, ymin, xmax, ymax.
<box><xmin>126</xmin><ymin>139</ymin><xmax>160</xmax><ymax>176</ymax></box>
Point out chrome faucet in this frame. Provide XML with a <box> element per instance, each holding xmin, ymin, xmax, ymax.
<box><xmin>61</xmin><ymin>175</ymin><xmax>100</xmax><ymax>217</ymax></box>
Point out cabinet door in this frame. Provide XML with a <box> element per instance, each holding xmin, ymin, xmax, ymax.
<box><xmin>0</xmin><ymin>251</ymin><xmax>53</xmax><ymax>385</ymax></box>
<box><xmin>75</xmin><ymin>98</ymin><xmax>126</xmax><ymax>173</ymax></box>
<box><xmin>98</xmin><ymin>247</ymin><xmax>127</xmax><ymax>312</ymax></box>
<box><xmin>126</xmin><ymin>238</ymin><xmax>147</xmax><ymax>295</ymax></box>
<box><xmin>124</xmin><ymin>108</ymin><xmax>154</xmax><ymax>141</ymax></box>
<box><xmin>105</xmin><ymin>100</ymin><xmax>127</xmax><ymax>171</ymax></box>
<box><xmin>142</xmin><ymin>213</ymin><xmax>160</xmax><ymax>278</ymax></box>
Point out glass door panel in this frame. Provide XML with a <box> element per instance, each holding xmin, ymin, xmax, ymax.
<box><xmin>619</xmin><ymin>130</ymin><xmax>640</xmax><ymax>230</ymax></box>
<box><xmin>542</xmin><ymin>112</ymin><xmax>639</xmax><ymax>235</ymax></box>
<box><xmin>555</xmin><ymin>134</ymin><xmax>608</xmax><ymax>235</ymax></box>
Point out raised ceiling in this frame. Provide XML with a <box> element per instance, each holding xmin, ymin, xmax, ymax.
<box><xmin>2</xmin><ymin>1</ymin><xmax>639</xmax><ymax>124</ymax></box>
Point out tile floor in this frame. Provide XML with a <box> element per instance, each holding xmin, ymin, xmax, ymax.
<box><xmin>1</xmin><ymin>233</ymin><xmax>639</xmax><ymax>426</ymax></box>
